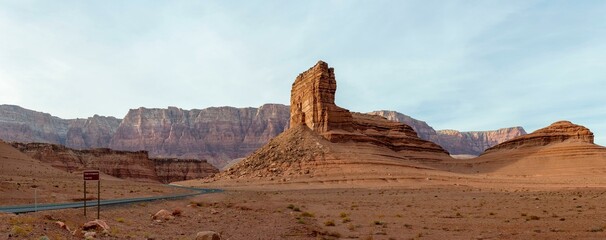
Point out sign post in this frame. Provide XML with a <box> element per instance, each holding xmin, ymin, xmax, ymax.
<box><xmin>83</xmin><ymin>170</ymin><xmax>100</xmax><ymax>219</ymax></box>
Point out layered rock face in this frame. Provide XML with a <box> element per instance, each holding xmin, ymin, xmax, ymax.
<box><xmin>0</xmin><ymin>105</ymin><xmax>121</xmax><ymax>149</ymax></box>
<box><xmin>152</xmin><ymin>158</ymin><xmax>219</xmax><ymax>183</ymax></box>
<box><xmin>0</xmin><ymin>105</ymin><xmax>70</xmax><ymax>144</ymax></box>
<box><xmin>436</xmin><ymin>127</ymin><xmax>527</xmax><ymax>155</ymax></box>
<box><xmin>369</xmin><ymin>110</ymin><xmax>526</xmax><ymax>155</ymax></box>
<box><xmin>289</xmin><ymin>61</ymin><xmax>448</xmax><ymax>154</ymax></box>
<box><xmin>109</xmin><ymin>104</ymin><xmax>290</xmax><ymax>167</ymax></box>
<box><xmin>66</xmin><ymin>115</ymin><xmax>122</xmax><ymax>149</ymax></box>
<box><xmin>11</xmin><ymin>142</ymin><xmax>218</xmax><ymax>183</ymax></box>
<box><xmin>483</xmin><ymin>121</ymin><xmax>594</xmax><ymax>153</ymax></box>
<box><xmin>290</xmin><ymin>62</ymin><xmax>354</xmax><ymax>133</ymax></box>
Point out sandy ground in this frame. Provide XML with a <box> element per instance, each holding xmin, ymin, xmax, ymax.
<box><xmin>4</xmin><ymin>140</ymin><xmax>606</xmax><ymax>239</ymax></box>
<box><xmin>4</xmin><ymin>176</ymin><xmax>606</xmax><ymax>240</ymax></box>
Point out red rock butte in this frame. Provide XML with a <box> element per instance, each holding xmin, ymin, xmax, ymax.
<box><xmin>290</xmin><ymin>61</ymin><xmax>447</xmax><ymax>154</ymax></box>
<box><xmin>221</xmin><ymin>61</ymin><xmax>453</xmax><ymax>181</ymax></box>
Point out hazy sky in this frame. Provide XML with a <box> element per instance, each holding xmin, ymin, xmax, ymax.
<box><xmin>1</xmin><ymin>1</ymin><xmax>605</xmax><ymax>145</ymax></box>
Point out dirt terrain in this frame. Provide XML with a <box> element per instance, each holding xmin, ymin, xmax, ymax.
<box><xmin>5</xmin><ymin>174</ymin><xmax>606</xmax><ymax>239</ymax></box>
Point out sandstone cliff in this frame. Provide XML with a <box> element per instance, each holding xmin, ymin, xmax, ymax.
<box><xmin>152</xmin><ymin>158</ymin><xmax>219</xmax><ymax>183</ymax></box>
<box><xmin>0</xmin><ymin>105</ymin><xmax>121</xmax><ymax>149</ymax></box>
<box><xmin>11</xmin><ymin>142</ymin><xmax>218</xmax><ymax>183</ymax></box>
<box><xmin>368</xmin><ymin>110</ymin><xmax>526</xmax><ymax>155</ymax></box>
<box><xmin>109</xmin><ymin>104</ymin><xmax>290</xmax><ymax>167</ymax></box>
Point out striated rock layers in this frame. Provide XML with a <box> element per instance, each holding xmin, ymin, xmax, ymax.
<box><xmin>290</xmin><ymin>61</ymin><xmax>447</xmax><ymax>154</ymax></box>
<box><xmin>152</xmin><ymin>158</ymin><xmax>219</xmax><ymax>183</ymax></box>
<box><xmin>0</xmin><ymin>105</ymin><xmax>121</xmax><ymax>149</ymax></box>
<box><xmin>109</xmin><ymin>104</ymin><xmax>290</xmax><ymax>167</ymax></box>
<box><xmin>483</xmin><ymin>121</ymin><xmax>594</xmax><ymax>153</ymax></box>
<box><xmin>11</xmin><ymin>142</ymin><xmax>218</xmax><ymax>183</ymax></box>
<box><xmin>368</xmin><ymin>110</ymin><xmax>526</xmax><ymax>155</ymax></box>
<box><xmin>222</xmin><ymin>61</ymin><xmax>451</xmax><ymax>180</ymax></box>
<box><xmin>436</xmin><ymin>128</ymin><xmax>526</xmax><ymax>155</ymax></box>
<box><xmin>0</xmin><ymin>104</ymin><xmax>290</xmax><ymax>168</ymax></box>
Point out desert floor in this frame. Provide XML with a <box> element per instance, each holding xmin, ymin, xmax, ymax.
<box><xmin>3</xmin><ymin>175</ymin><xmax>606</xmax><ymax>240</ymax></box>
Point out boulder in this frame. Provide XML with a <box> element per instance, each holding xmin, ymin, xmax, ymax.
<box><xmin>196</xmin><ymin>231</ymin><xmax>221</xmax><ymax>240</ymax></box>
<box><xmin>82</xmin><ymin>219</ymin><xmax>110</xmax><ymax>231</ymax></box>
<box><xmin>152</xmin><ymin>209</ymin><xmax>174</xmax><ymax>221</ymax></box>
<box><xmin>55</xmin><ymin>221</ymin><xmax>71</xmax><ymax>232</ymax></box>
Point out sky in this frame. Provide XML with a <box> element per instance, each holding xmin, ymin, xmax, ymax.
<box><xmin>0</xmin><ymin>1</ymin><xmax>605</xmax><ymax>145</ymax></box>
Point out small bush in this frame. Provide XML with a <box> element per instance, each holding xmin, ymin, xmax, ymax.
<box><xmin>115</xmin><ymin>217</ymin><xmax>125</xmax><ymax>223</ymax></box>
<box><xmin>11</xmin><ymin>225</ymin><xmax>32</xmax><ymax>237</ymax></box>
<box><xmin>172</xmin><ymin>209</ymin><xmax>182</xmax><ymax>216</ymax></box>
<box><xmin>527</xmin><ymin>215</ymin><xmax>540</xmax><ymax>221</ymax></box>
<box><xmin>287</xmin><ymin>204</ymin><xmax>295</xmax><ymax>209</ymax></box>
<box><xmin>324</xmin><ymin>220</ymin><xmax>336</xmax><ymax>226</ymax></box>
<box><xmin>342</xmin><ymin>217</ymin><xmax>351</xmax><ymax>223</ymax></box>
<box><xmin>339</xmin><ymin>212</ymin><xmax>348</xmax><ymax>218</ymax></box>
<box><xmin>301</xmin><ymin>212</ymin><xmax>314</xmax><ymax>218</ymax></box>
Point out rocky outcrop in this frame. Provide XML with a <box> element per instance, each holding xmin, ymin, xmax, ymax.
<box><xmin>483</xmin><ymin>121</ymin><xmax>594</xmax><ymax>153</ymax></box>
<box><xmin>10</xmin><ymin>142</ymin><xmax>218</xmax><ymax>183</ymax></box>
<box><xmin>0</xmin><ymin>105</ymin><xmax>121</xmax><ymax>149</ymax></box>
<box><xmin>152</xmin><ymin>158</ymin><xmax>219</xmax><ymax>183</ymax></box>
<box><xmin>290</xmin><ymin>61</ymin><xmax>447</xmax><ymax>154</ymax></box>
<box><xmin>368</xmin><ymin>110</ymin><xmax>526</xmax><ymax>155</ymax></box>
<box><xmin>109</xmin><ymin>104</ymin><xmax>290</xmax><ymax>167</ymax></box>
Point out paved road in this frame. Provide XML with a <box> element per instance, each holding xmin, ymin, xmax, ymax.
<box><xmin>0</xmin><ymin>186</ymin><xmax>222</xmax><ymax>214</ymax></box>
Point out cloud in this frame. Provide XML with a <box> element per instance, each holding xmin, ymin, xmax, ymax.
<box><xmin>0</xmin><ymin>1</ymin><xmax>604</xmax><ymax>145</ymax></box>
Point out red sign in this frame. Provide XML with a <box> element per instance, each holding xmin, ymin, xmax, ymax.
<box><xmin>83</xmin><ymin>170</ymin><xmax>100</xmax><ymax>181</ymax></box>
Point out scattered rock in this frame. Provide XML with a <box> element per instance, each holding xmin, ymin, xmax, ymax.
<box><xmin>196</xmin><ymin>231</ymin><xmax>221</xmax><ymax>240</ymax></box>
<box><xmin>152</xmin><ymin>209</ymin><xmax>175</xmax><ymax>221</ymax></box>
<box><xmin>55</xmin><ymin>221</ymin><xmax>71</xmax><ymax>232</ymax></box>
<box><xmin>82</xmin><ymin>219</ymin><xmax>110</xmax><ymax>231</ymax></box>
<box><xmin>84</xmin><ymin>231</ymin><xmax>96</xmax><ymax>239</ymax></box>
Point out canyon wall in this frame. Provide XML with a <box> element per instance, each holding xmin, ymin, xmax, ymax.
<box><xmin>10</xmin><ymin>142</ymin><xmax>218</xmax><ymax>183</ymax></box>
<box><xmin>368</xmin><ymin>110</ymin><xmax>526</xmax><ymax>155</ymax></box>
<box><xmin>109</xmin><ymin>104</ymin><xmax>290</xmax><ymax>167</ymax></box>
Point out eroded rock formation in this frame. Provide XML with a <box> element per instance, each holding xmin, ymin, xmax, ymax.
<box><xmin>369</xmin><ymin>110</ymin><xmax>526</xmax><ymax>155</ymax></box>
<box><xmin>221</xmin><ymin>61</ymin><xmax>451</xmax><ymax>180</ymax></box>
<box><xmin>483</xmin><ymin>121</ymin><xmax>594</xmax><ymax>153</ymax></box>
<box><xmin>109</xmin><ymin>104</ymin><xmax>290</xmax><ymax>167</ymax></box>
<box><xmin>11</xmin><ymin>142</ymin><xmax>218</xmax><ymax>183</ymax></box>
<box><xmin>290</xmin><ymin>61</ymin><xmax>447</xmax><ymax>154</ymax></box>
<box><xmin>152</xmin><ymin>158</ymin><xmax>219</xmax><ymax>183</ymax></box>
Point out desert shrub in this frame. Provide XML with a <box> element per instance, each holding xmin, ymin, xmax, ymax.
<box><xmin>301</xmin><ymin>212</ymin><xmax>314</xmax><ymax>218</ymax></box>
<box><xmin>287</xmin><ymin>204</ymin><xmax>295</xmax><ymax>209</ymax></box>
<box><xmin>115</xmin><ymin>217</ymin><xmax>125</xmax><ymax>223</ymax></box>
<box><xmin>172</xmin><ymin>208</ymin><xmax>182</xmax><ymax>216</ymax></box>
<box><xmin>11</xmin><ymin>225</ymin><xmax>32</xmax><ymax>237</ymax></box>
<box><xmin>324</xmin><ymin>220</ymin><xmax>335</xmax><ymax>226</ymax></box>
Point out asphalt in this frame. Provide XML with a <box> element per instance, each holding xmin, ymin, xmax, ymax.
<box><xmin>0</xmin><ymin>186</ymin><xmax>222</xmax><ymax>214</ymax></box>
